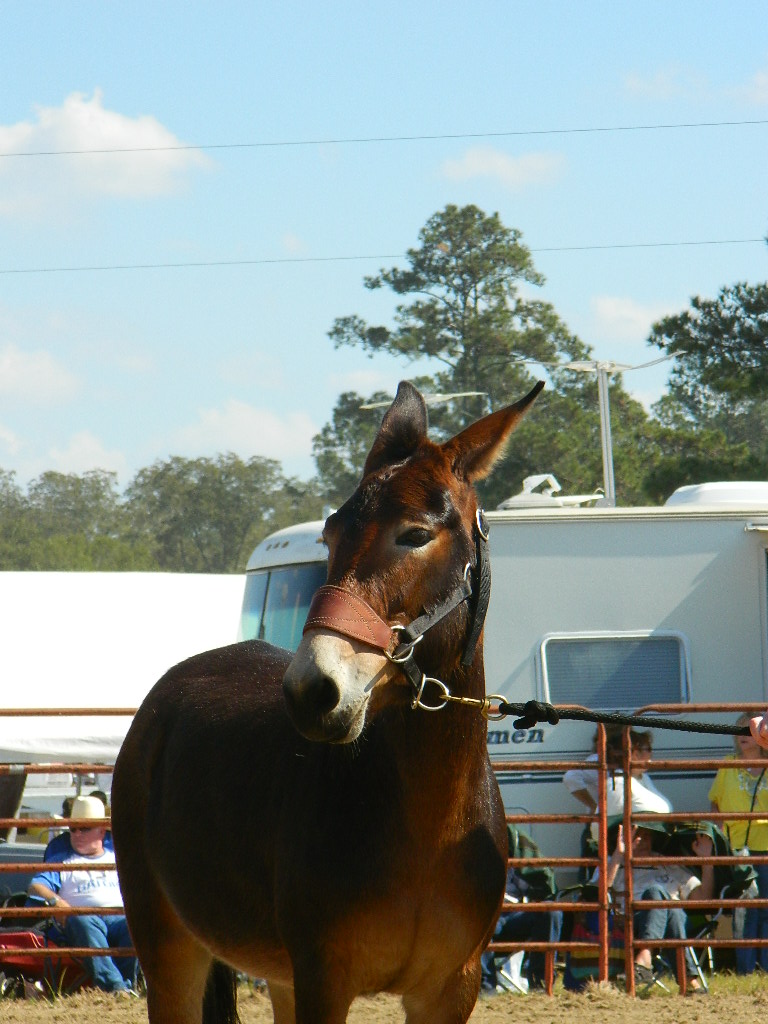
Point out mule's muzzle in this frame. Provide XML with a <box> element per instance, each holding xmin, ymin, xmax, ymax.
<box><xmin>282</xmin><ymin>668</ymin><xmax>340</xmax><ymax>739</ymax></box>
<box><xmin>282</xmin><ymin>655</ymin><xmax>368</xmax><ymax>744</ymax></box>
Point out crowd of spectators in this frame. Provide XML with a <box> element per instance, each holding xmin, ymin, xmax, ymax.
<box><xmin>482</xmin><ymin>716</ymin><xmax>767</xmax><ymax>996</ymax></box>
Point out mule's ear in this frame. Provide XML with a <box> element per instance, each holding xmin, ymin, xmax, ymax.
<box><xmin>363</xmin><ymin>381</ymin><xmax>429</xmax><ymax>477</ymax></box>
<box><xmin>442</xmin><ymin>381</ymin><xmax>544</xmax><ymax>483</ymax></box>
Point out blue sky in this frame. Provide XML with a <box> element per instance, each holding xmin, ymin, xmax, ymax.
<box><xmin>1</xmin><ymin>2</ymin><xmax>767</xmax><ymax>488</ymax></box>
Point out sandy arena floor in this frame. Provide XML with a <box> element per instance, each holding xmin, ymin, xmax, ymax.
<box><xmin>3</xmin><ymin>981</ymin><xmax>768</xmax><ymax>1024</ymax></box>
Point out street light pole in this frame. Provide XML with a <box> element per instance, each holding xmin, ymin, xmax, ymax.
<box><xmin>563</xmin><ymin>359</ymin><xmax>631</xmax><ymax>507</ymax></box>
<box><xmin>596</xmin><ymin>364</ymin><xmax>616</xmax><ymax>506</ymax></box>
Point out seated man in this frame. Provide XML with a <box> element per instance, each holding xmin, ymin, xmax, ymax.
<box><xmin>28</xmin><ymin>795</ymin><xmax>136</xmax><ymax>996</ymax></box>
<box><xmin>481</xmin><ymin>829</ymin><xmax>562</xmax><ymax>994</ymax></box>
<box><xmin>604</xmin><ymin>819</ymin><xmax>714</xmax><ymax>994</ymax></box>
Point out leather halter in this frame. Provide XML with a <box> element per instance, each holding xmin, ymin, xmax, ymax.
<box><xmin>302</xmin><ymin>510</ymin><xmax>491</xmax><ymax>706</ymax></box>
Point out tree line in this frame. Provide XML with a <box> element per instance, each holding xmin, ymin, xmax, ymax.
<box><xmin>0</xmin><ymin>458</ymin><xmax>325</xmax><ymax>574</ymax></box>
<box><xmin>3</xmin><ymin>204</ymin><xmax>767</xmax><ymax>573</ymax></box>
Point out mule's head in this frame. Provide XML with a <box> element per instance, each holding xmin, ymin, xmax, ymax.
<box><xmin>282</xmin><ymin>380</ymin><xmax>543</xmax><ymax>743</ymax></box>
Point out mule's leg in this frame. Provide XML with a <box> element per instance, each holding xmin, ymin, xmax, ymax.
<box><xmin>144</xmin><ymin>940</ymin><xmax>212</xmax><ymax>1024</ymax></box>
<box><xmin>123</xmin><ymin>877</ymin><xmax>214</xmax><ymax>1024</ymax></box>
<box><xmin>291</xmin><ymin>968</ymin><xmax>353</xmax><ymax>1024</ymax></box>
<box><xmin>267</xmin><ymin>981</ymin><xmax>296</xmax><ymax>1024</ymax></box>
<box><xmin>401</xmin><ymin>960</ymin><xmax>481</xmax><ymax>1024</ymax></box>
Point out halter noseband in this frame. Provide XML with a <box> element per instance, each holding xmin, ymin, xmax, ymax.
<box><xmin>302</xmin><ymin>510</ymin><xmax>491</xmax><ymax>708</ymax></box>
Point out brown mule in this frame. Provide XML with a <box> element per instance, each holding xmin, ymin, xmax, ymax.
<box><xmin>111</xmin><ymin>379</ymin><xmax>543</xmax><ymax>1024</ymax></box>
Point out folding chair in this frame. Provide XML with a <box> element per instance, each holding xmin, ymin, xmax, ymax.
<box><xmin>665</xmin><ymin>821</ymin><xmax>759</xmax><ymax>985</ymax></box>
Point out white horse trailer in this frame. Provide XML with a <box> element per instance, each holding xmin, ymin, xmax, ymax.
<box><xmin>238</xmin><ymin>482</ymin><xmax>768</xmax><ymax>861</ymax></box>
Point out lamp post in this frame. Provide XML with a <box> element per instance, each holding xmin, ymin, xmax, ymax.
<box><xmin>562</xmin><ymin>360</ymin><xmax>631</xmax><ymax>507</ymax></box>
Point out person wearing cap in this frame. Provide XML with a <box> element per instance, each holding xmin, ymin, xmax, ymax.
<box><xmin>599</xmin><ymin>820</ymin><xmax>714</xmax><ymax>994</ymax></box>
<box><xmin>28</xmin><ymin>795</ymin><xmax>137</xmax><ymax>996</ymax></box>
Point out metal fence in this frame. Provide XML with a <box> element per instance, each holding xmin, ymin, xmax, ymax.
<box><xmin>487</xmin><ymin>703</ymin><xmax>768</xmax><ymax>995</ymax></box>
<box><xmin>1</xmin><ymin>703</ymin><xmax>767</xmax><ymax>996</ymax></box>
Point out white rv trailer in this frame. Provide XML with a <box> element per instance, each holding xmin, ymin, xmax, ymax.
<box><xmin>238</xmin><ymin>482</ymin><xmax>768</xmax><ymax>860</ymax></box>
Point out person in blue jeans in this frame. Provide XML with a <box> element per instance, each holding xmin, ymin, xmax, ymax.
<box><xmin>480</xmin><ymin>867</ymin><xmax>563</xmax><ymax>993</ymax></box>
<box><xmin>604</xmin><ymin>821</ymin><xmax>714</xmax><ymax>994</ymax></box>
<box><xmin>28</xmin><ymin>795</ymin><xmax>136</xmax><ymax>996</ymax></box>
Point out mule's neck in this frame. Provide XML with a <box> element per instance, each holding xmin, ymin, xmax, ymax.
<box><xmin>386</xmin><ymin>645</ymin><xmax>495</xmax><ymax>814</ymax></box>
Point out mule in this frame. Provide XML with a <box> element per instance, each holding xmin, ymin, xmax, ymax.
<box><xmin>111</xmin><ymin>379</ymin><xmax>544</xmax><ymax>1024</ymax></box>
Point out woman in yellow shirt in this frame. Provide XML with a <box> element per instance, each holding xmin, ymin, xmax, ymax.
<box><xmin>709</xmin><ymin>713</ymin><xmax>768</xmax><ymax>974</ymax></box>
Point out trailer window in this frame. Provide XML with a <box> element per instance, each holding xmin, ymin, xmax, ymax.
<box><xmin>239</xmin><ymin>563</ymin><xmax>328</xmax><ymax>652</ymax></box>
<box><xmin>239</xmin><ymin>572</ymin><xmax>269</xmax><ymax>643</ymax></box>
<box><xmin>540</xmin><ymin>632</ymin><xmax>690</xmax><ymax>710</ymax></box>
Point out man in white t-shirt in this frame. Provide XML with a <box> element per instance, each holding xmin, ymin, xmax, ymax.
<box><xmin>28</xmin><ymin>795</ymin><xmax>137</xmax><ymax>995</ymax></box>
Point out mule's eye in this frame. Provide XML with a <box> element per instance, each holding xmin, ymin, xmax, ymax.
<box><xmin>396</xmin><ymin>527</ymin><xmax>433</xmax><ymax>549</ymax></box>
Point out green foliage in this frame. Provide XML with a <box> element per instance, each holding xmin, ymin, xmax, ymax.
<box><xmin>328</xmin><ymin>205</ymin><xmax>591</xmax><ymax>426</ymax></box>
<box><xmin>648</xmin><ymin>281</ymin><xmax>768</xmax><ymax>484</ymax></box>
<box><xmin>650</xmin><ymin>282</ymin><xmax>768</xmax><ymax>406</ymax></box>
<box><xmin>126</xmin><ymin>454</ymin><xmax>323</xmax><ymax>573</ymax></box>
<box><xmin>0</xmin><ymin>469</ymin><xmax>157</xmax><ymax>570</ymax></box>
<box><xmin>320</xmin><ymin>203</ymin><xmax>662</xmax><ymax>506</ymax></box>
<box><xmin>0</xmin><ymin>458</ymin><xmax>324</xmax><ymax>573</ymax></box>
<box><xmin>311</xmin><ymin>390</ymin><xmax>392</xmax><ymax>506</ymax></box>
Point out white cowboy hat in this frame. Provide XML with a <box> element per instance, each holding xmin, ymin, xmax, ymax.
<box><xmin>70</xmin><ymin>795</ymin><xmax>106</xmax><ymax>820</ymax></box>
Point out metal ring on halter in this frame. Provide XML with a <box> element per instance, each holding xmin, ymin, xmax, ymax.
<box><xmin>462</xmin><ymin>562</ymin><xmax>471</xmax><ymax>583</ymax></box>
<box><xmin>481</xmin><ymin>694</ymin><xmax>508</xmax><ymax>721</ymax></box>
<box><xmin>475</xmin><ymin>508</ymin><xmax>489</xmax><ymax>541</ymax></box>
<box><xmin>386</xmin><ymin>627</ymin><xmax>424</xmax><ymax>663</ymax></box>
<box><xmin>410</xmin><ymin>675</ymin><xmax>450</xmax><ymax>711</ymax></box>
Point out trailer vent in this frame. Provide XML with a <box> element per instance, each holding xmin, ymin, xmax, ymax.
<box><xmin>540</xmin><ymin>632</ymin><xmax>690</xmax><ymax>709</ymax></box>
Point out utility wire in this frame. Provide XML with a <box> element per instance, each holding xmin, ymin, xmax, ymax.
<box><xmin>0</xmin><ymin>237</ymin><xmax>764</xmax><ymax>276</ymax></box>
<box><xmin>1</xmin><ymin>118</ymin><xmax>767</xmax><ymax>158</ymax></box>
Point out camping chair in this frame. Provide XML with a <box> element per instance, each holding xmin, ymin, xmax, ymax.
<box><xmin>560</xmin><ymin>881</ymin><xmax>681</xmax><ymax>994</ymax></box>
<box><xmin>663</xmin><ymin>821</ymin><xmax>759</xmax><ymax>982</ymax></box>
<box><xmin>0</xmin><ymin>892</ymin><xmax>92</xmax><ymax>997</ymax></box>
<box><xmin>485</xmin><ymin>825</ymin><xmax>559</xmax><ymax>994</ymax></box>
<box><xmin>560</xmin><ymin>883</ymin><xmax>636</xmax><ymax>991</ymax></box>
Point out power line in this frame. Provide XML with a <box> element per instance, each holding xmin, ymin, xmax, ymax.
<box><xmin>0</xmin><ymin>237</ymin><xmax>763</xmax><ymax>276</ymax></box>
<box><xmin>2</xmin><ymin>118</ymin><xmax>767</xmax><ymax>158</ymax></box>
<box><xmin>535</xmin><ymin>237</ymin><xmax>766</xmax><ymax>253</ymax></box>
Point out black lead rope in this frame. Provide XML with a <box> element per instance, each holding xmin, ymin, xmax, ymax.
<box><xmin>499</xmin><ymin>699</ymin><xmax>751</xmax><ymax>737</ymax></box>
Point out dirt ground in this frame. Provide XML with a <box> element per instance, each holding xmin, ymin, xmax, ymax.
<box><xmin>3</xmin><ymin>981</ymin><xmax>768</xmax><ymax>1024</ymax></box>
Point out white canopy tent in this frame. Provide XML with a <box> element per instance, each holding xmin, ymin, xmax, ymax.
<box><xmin>0</xmin><ymin>572</ymin><xmax>245</xmax><ymax>763</ymax></box>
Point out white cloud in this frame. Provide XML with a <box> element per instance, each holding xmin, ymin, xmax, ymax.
<box><xmin>441</xmin><ymin>147</ymin><xmax>565</xmax><ymax>189</ymax></box>
<box><xmin>0</xmin><ymin>90</ymin><xmax>211</xmax><ymax>219</ymax></box>
<box><xmin>0</xmin><ymin>423</ymin><xmax>22</xmax><ymax>457</ymax></box>
<box><xmin>731</xmin><ymin>68</ymin><xmax>768</xmax><ymax>105</ymax></box>
<box><xmin>174</xmin><ymin>399</ymin><xmax>319</xmax><ymax>463</ymax></box>
<box><xmin>48</xmin><ymin>431</ymin><xmax>129</xmax><ymax>478</ymax></box>
<box><xmin>625</xmin><ymin>62</ymin><xmax>768</xmax><ymax>106</ymax></box>
<box><xmin>0</xmin><ymin>344</ymin><xmax>80</xmax><ymax>404</ymax></box>
<box><xmin>623</xmin><ymin>66</ymin><xmax>707</xmax><ymax>101</ymax></box>
<box><xmin>282</xmin><ymin>232</ymin><xmax>308</xmax><ymax>254</ymax></box>
<box><xmin>590</xmin><ymin>296</ymin><xmax>676</xmax><ymax>344</ymax></box>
